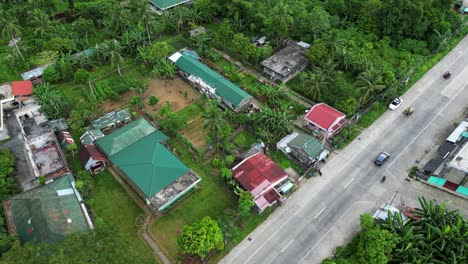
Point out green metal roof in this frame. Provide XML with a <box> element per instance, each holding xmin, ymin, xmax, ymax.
<box><xmin>110</xmin><ymin>132</ymin><xmax>189</xmax><ymax>197</ymax></box>
<box><xmin>80</xmin><ymin>128</ymin><xmax>105</xmax><ymax>145</ymax></box>
<box><xmin>96</xmin><ymin>118</ymin><xmax>167</xmax><ymax>156</ymax></box>
<box><xmin>7</xmin><ymin>173</ymin><xmax>89</xmax><ymax>243</ymax></box>
<box><xmin>172</xmin><ymin>53</ymin><xmax>252</xmax><ymax>107</ymax></box>
<box><xmin>289</xmin><ymin>134</ymin><xmax>322</xmax><ymax>159</ymax></box>
<box><xmin>149</xmin><ymin>0</ymin><xmax>189</xmax><ymax>10</ymax></box>
<box><xmin>91</xmin><ymin>109</ymin><xmax>131</xmax><ymax>131</ymax></box>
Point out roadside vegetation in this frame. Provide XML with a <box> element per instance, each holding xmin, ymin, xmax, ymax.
<box><xmin>324</xmin><ymin>197</ymin><xmax>468</xmax><ymax>264</ymax></box>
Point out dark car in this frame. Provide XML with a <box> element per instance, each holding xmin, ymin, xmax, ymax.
<box><xmin>375</xmin><ymin>152</ymin><xmax>390</xmax><ymax>166</ymax></box>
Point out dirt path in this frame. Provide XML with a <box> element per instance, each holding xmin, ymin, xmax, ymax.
<box><xmin>213</xmin><ymin>49</ymin><xmax>313</xmax><ymax>108</ymax></box>
<box><xmin>107</xmin><ymin>167</ymin><xmax>172</xmax><ymax>264</ymax></box>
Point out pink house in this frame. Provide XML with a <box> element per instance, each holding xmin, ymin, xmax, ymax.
<box><xmin>232</xmin><ymin>153</ymin><xmax>290</xmax><ymax>212</ymax></box>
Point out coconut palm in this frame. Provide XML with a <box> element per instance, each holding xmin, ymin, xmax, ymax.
<box><xmin>0</xmin><ymin>11</ymin><xmax>25</xmax><ymax>60</ymax></box>
<box><xmin>102</xmin><ymin>39</ymin><xmax>124</xmax><ymax>76</ymax></box>
<box><xmin>32</xmin><ymin>9</ymin><xmax>51</xmax><ymax>37</ymax></box>
<box><xmin>303</xmin><ymin>73</ymin><xmax>327</xmax><ymax>101</ymax></box>
<box><xmin>256</xmin><ymin>107</ymin><xmax>293</xmax><ymax>140</ymax></box>
<box><xmin>355</xmin><ymin>67</ymin><xmax>385</xmax><ymax>105</ymax></box>
<box><xmin>202</xmin><ymin>100</ymin><xmax>227</xmax><ymax>134</ymax></box>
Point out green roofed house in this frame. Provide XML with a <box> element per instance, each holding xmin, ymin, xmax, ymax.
<box><xmin>149</xmin><ymin>0</ymin><xmax>190</xmax><ymax>11</ymax></box>
<box><xmin>277</xmin><ymin>132</ymin><xmax>329</xmax><ymax>167</ymax></box>
<box><xmin>169</xmin><ymin>51</ymin><xmax>253</xmax><ymax>112</ymax></box>
<box><xmin>96</xmin><ymin>118</ymin><xmax>201</xmax><ymax>212</ymax></box>
<box><xmin>3</xmin><ymin>173</ymin><xmax>93</xmax><ymax>243</ymax></box>
<box><xmin>91</xmin><ymin>108</ymin><xmax>131</xmax><ymax>134</ymax></box>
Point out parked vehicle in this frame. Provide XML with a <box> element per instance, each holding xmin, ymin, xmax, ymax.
<box><xmin>389</xmin><ymin>98</ymin><xmax>403</xmax><ymax>110</ymax></box>
<box><xmin>375</xmin><ymin>152</ymin><xmax>390</xmax><ymax>166</ymax></box>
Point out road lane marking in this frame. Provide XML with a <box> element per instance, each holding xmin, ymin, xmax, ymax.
<box><xmin>343</xmin><ymin>178</ymin><xmax>354</xmax><ymax>189</ymax></box>
<box><xmin>314</xmin><ymin>206</ymin><xmax>327</xmax><ymax>219</ymax></box>
<box><xmin>386</xmin><ymin>77</ymin><xmax>468</xmax><ymax>179</ymax></box>
<box><xmin>299</xmin><ymin>201</ymin><xmax>374</xmax><ymax>263</ymax></box>
<box><xmin>280</xmin><ymin>240</ymin><xmax>295</xmax><ymax>253</ymax></box>
<box><xmin>241</xmin><ymin>42</ymin><xmax>468</xmax><ymax>264</ymax></box>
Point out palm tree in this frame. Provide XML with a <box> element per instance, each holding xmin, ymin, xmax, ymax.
<box><xmin>202</xmin><ymin>100</ymin><xmax>227</xmax><ymax>135</ymax></box>
<box><xmin>138</xmin><ymin>7</ymin><xmax>155</xmax><ymax>43</ymax></box>
<box><xmin>32</xmin><ymin>9</ymin><xmax>51</xmax><ymax>37</ymax></box>
<box><xmin>102</xmin><ymin>39</ymin><xmax>124</xmax><ymax>76</ymax></box>
<box><xmin>303</xmin><ymin>73</ymin><xmax>327</xmax><ymax>101</ymax></box>
<box><xmin>267</xmin><ymin>2</ymin><xmax>293</xmax><ymax>45</ymax></box>
<box><xmin>355</xmin><ymin>67</ymin><xmax>385</xmax><ymax>105</ymax></box>
<box><xmin>0</xmin><ymin>11</ymin><xmax>25</xmax><ymax>61</ymax></box>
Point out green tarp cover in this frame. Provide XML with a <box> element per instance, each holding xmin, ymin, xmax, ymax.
<box><xmin>427</xmin><ymin>176</ymin><xmax>446</xmax><ymax>186</ymax></box>
<box><xmin>462</xmin><ymin>131</ymin><xmax>468</xmax><ymax>138</ymax></box>
<box><xmin>9</xmin><ymin>173</ymin><xmax>89</xmax><ymax>243</ymax></box>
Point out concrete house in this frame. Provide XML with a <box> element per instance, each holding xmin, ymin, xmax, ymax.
<box><xmin>304</xmin><ymin>103</ymin><xmax>346</xmax><ymax>139</ymax></box>
<box><xmin>232</xmin><ymin>153</ymin><xmax>293</xmax><ymax>213</ymax></box>
<box><xmin>169</xmin><ymin>51</ymin><xmax>253</xmax><ymax>112</ymax></box>
<box><xmin>15</xmin><ymin>100</ymin><xmax>70</xmax><ymax>180</ymax></box>
<box><xmin>261</xmin><ymin>41</ymin><xmax>309</xmax><ymax>83</ymax></box>
<box><xmin>277</xmin><ymin>132</ymin><xmax>329</xmax><ymax>167</ymax></box>
<box><xmin>96</xmin><ymin>118</ymin><xmax>201</xmax><ymax>212</ymax></box>
<box><xmin>3</xmin><ymin>173</ymin><xmax>93</xmax><ymax>243</ymax></box>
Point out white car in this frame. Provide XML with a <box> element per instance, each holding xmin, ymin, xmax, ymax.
<box><xmin>389</xmin><ymin>98</ymin><xmax>403</xmax><ymax>110</ymax></box>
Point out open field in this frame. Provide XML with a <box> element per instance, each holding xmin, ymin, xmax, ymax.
<box><xmin>93</xmin><ymin>170</ymin><xmax>156</xmax><ymax>263</ymax></box>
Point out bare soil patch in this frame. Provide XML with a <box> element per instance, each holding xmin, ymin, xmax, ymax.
<box><xmin>101</xmin><ymin>78</ymin><xmax>202</xmax><ymax>116</ymax></box>
<box><xmin>144</xmin><ymin>78</ymin><xmax>201</xmax><ymax>115</ymax></box>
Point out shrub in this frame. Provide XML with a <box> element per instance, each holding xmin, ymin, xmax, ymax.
<box><xmin>148</xmin><ymin>96</ymin><xmax>159</xmax><ymax>106</ymax></box>
<box><xmin>42</xmin><ymin>66</ymin><xmax>61</xmax><ymax>83</ymax></box>
<box><xmin>74</xmin><ymin>69</ymin><xmax>91</xmax><ymax>84</ymax></box>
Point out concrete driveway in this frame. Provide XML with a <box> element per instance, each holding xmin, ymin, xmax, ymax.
<box><xmin>0</xmin><ymin>109</ymin><xmax>37</xmax><ymax>191</ymax></box>
<box><xmin>221</xmin><ymin>35</ymin><xmax>468</xmax><ymax>264</ymax></box>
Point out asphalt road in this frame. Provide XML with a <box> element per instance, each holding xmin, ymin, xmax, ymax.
<box><xmin>221</xmin><ymin>35</ymin><xmax>468</xmax><ymax>264</ymax></box>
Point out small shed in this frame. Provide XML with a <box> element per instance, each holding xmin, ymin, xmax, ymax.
<box><xmin>79</xmin><ymin>144</ymin><xmax>107</xmax><ymax>174</ymax></box>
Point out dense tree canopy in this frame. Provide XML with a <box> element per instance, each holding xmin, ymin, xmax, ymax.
<box><xmin>177</xmin><ymin>216</ymin><xmax>224</xmax><ymax>259</ymax></box>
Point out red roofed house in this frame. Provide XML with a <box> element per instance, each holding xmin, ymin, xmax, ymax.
<box><xmin>79</xmin><ymin>144</ymin><xmax>107</xmax><ymax>174</ymax></box>
<box><xmin>304</xmin><ymin>103</ymin><xmax>346</xmax><ymax>139</ymax></box>
<box><xmin>232</xmin><ymin>152</ymin><xmax>290</xmax><ymax>213</ymax></box>
<box><xmin>11</xmin><ymin>81</ymin><xmax>33</xmax><ymax>99</ymax></box>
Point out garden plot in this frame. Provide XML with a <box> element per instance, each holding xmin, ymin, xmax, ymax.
<box><xmin>178</xmin><ymin>104</ymin><xmax>208</xmax><ymax>150</ymax></box>
<box><xmin>144</xmin><ymin>78</ymin><xmax>201</xmax><ymax>114</ymax></box>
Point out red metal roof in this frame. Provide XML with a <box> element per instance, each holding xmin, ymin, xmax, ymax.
<box><xmin>11</xmin><ymin>81</ymin><xmax>33</xmax><ymax>96</ymax></box>
<box><xmin>79</xmin><ymin>144</ymin><xmax>107</xmax><ymax>167</ymax></box>
<box><xmin>233</xmin><ymin>153</ymin><xmax>287</xmax><ymax>196</ymax></box>
<box><xmin>305</xmin><ymin>103</ymin><xmax>345</xmax><ymax>130</ymax></box>
<box><xmin>263</xmin><ymin>189</ymin><xmax>281</xmax><ymax>204</ymax></box>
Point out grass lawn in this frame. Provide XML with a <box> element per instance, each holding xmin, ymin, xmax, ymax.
<box><xmin>357</xmin><ymin>102</ymin><xmax>387</xmax><ymax>128</ymax></box>
<box><xmin>150</xmin><ymin>138</ymin><xmax>237</xmax><ymax>262</ymax></box>
<box><xmin>94</xmin><ymin>170</ymin><xmax>156</xmax><ymax>263</ymax></box>
<box><xmin>233</xmin><ymin>130</ymin><xmax>257</xmax><ymax>150</ymax></box>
